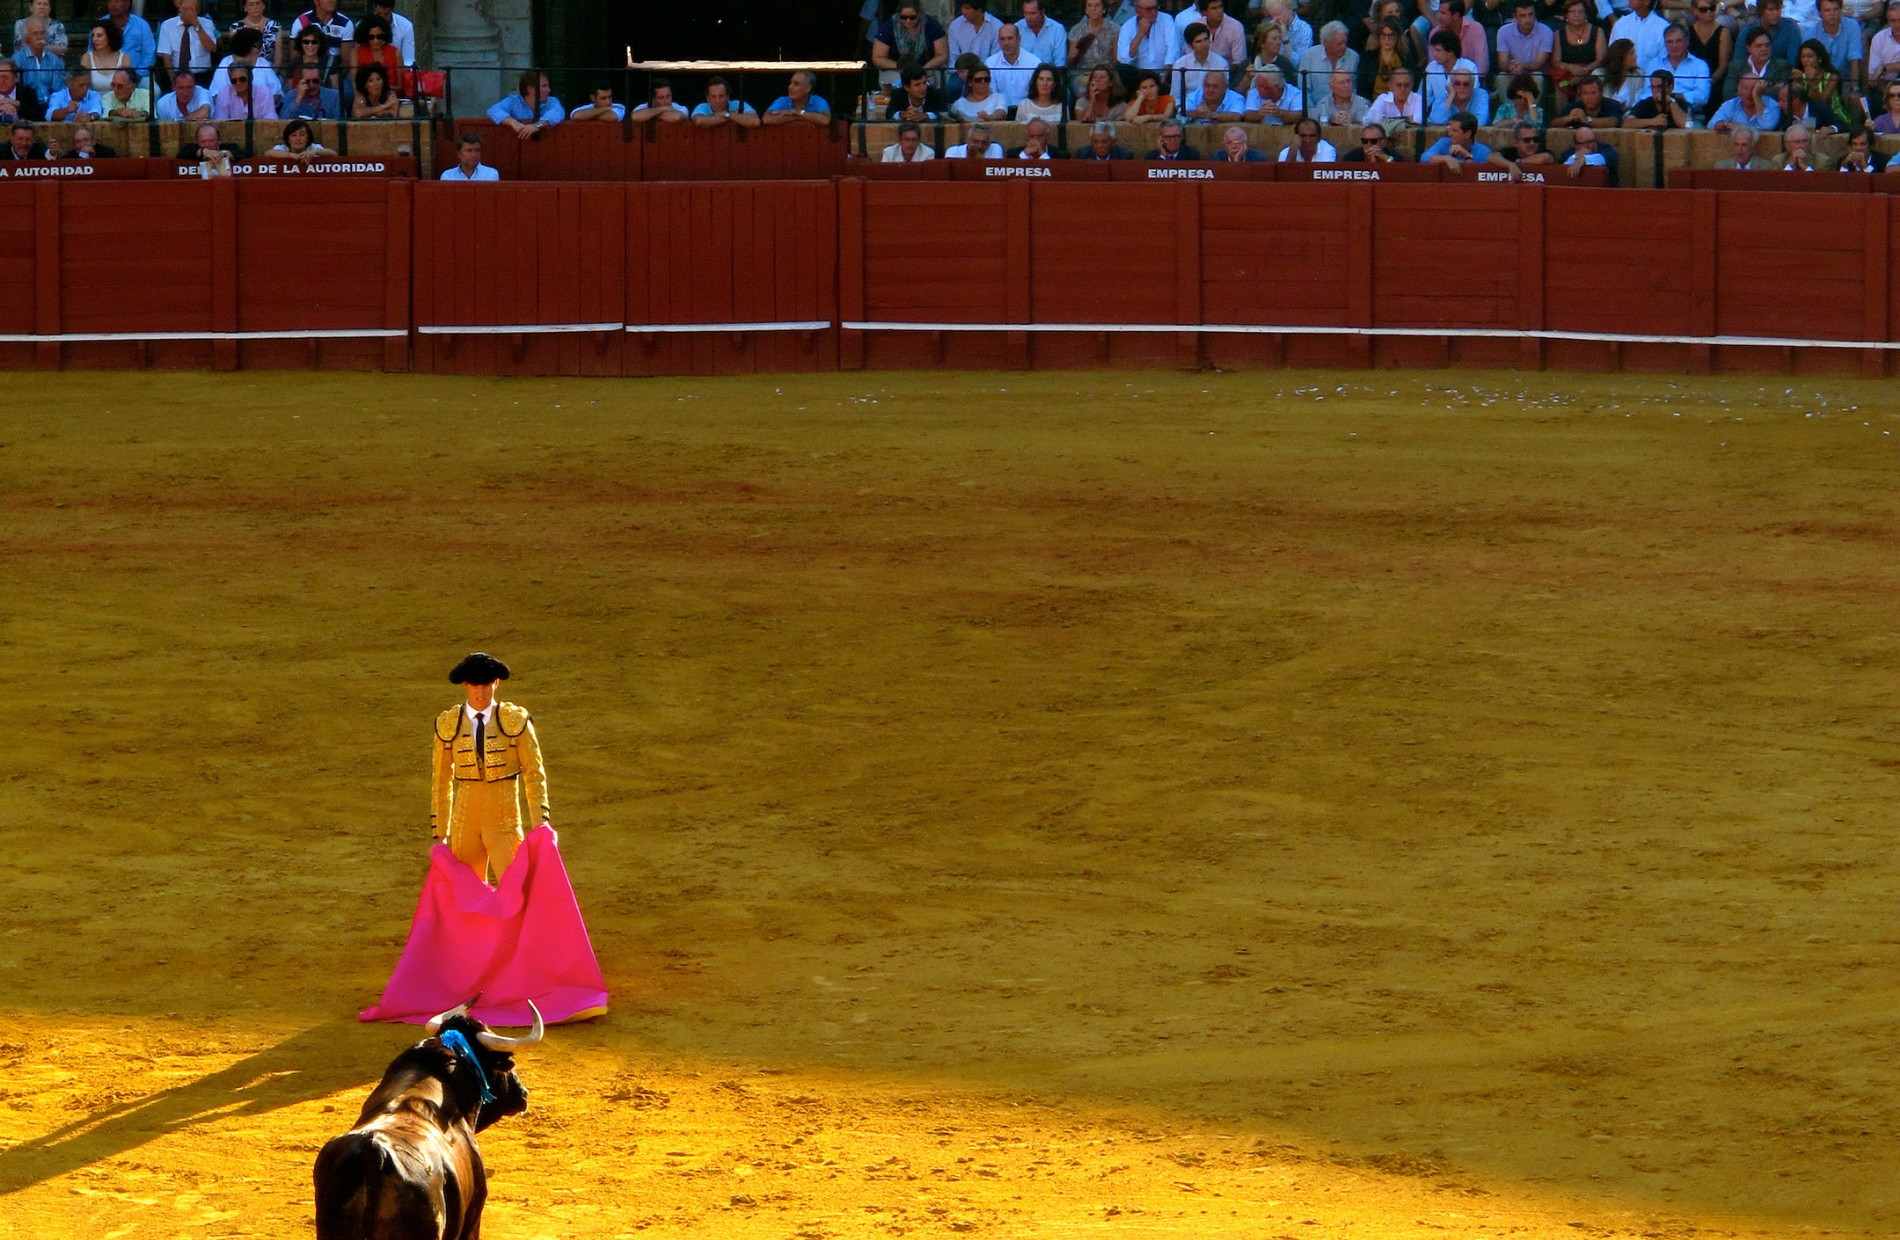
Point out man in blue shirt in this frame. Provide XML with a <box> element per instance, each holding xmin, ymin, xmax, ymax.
<box><xmin>1804</xmin><ymin>0</ymin><xmax>1864</xmax><ymax>86</ymax></box>
<box><xmin>47</xmin><ymin>67</ymin><xmax>103</xmax><ymax>123</ymax></box>
<box><xmin>279</xmin><ymin>65</ymin><xmax>341</xmax><ymax>120</ymax></box>
<box><xmin>764</xmin><ymin>71</ymin><xmax>831</xmax><ymax>125</ymax></box>
<box><xmin>12</xmin><ymin>19</ymin><xmax>65</xmax><ymax>100</ymax></box>
<box><xmin>1708</xmin><ymin>72</ymin><xmax>1783</xmax><ymax>129</ymax></box>
<box><xmin>486</xmin><ymin>69</ymin><xmax>564</xmax><ymax>136</ymax></box>
<box><xmin>690</xmin><ymin>77</ymin><xmax>760</xmax><ymax>127</ymax></box>
<box><xmin>1422</xmin><ymin>111</ymin><xmax>1494</xmax><ymax>168</ymax></box>
<box><xmin>154</xmin><ymin>67</ymin><xmax>212</xmax><ymax>121</ymax></box>
<box><xmin>99</xmin><ymin>0</ymin><xmax>156</xmax><ymax>74</ymax></box>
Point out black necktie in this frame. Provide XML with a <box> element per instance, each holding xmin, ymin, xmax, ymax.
<box><xmin>474</xmin><ymin>713</ymin><xmax>485</xmax><ymax>774</ymax></box>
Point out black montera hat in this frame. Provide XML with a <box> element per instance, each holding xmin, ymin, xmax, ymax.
<box><xmin>449</xmin><ymin>651</ymin><xmax>511</xmax><ymax>684</ymax></box>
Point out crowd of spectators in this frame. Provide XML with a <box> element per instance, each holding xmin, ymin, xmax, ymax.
<box><xmin>0</xmin><ymin>0</ymin><xmax>429</xmax><ymax>161</ymax></box>
<box><xmin>857</xmin><ymin>0</ymin><xmax>1900</xmax><ymax>170</ymax></box>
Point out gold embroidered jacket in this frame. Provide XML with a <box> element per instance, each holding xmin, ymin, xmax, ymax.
<box><xmin>429</xmin><ymin>701</ymin><xmax>550</xmax><ymax>839</ymax></box>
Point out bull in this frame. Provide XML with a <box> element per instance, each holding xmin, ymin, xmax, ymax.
<box><xmin>314</xmin><ymin>999</ymin><xmax>544</xmax><ymax>1240</ymax></box>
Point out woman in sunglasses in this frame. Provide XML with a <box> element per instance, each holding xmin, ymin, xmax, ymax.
<box><xmin>283</xmin><ymin>26</ymin><xmax>342</xmax><ymax>95</ymax></box>
<box><xmin>1684</xmin><ymin>0</ymin><xmax>1733</xmax><ymax>86</ymax></box>
<box><xmin>353</xmin><ymin>16</ymin><xmax>406</xmax><ymax>96</ymax></box>
<box><xmin>950</xmin><ymin>61</ymin><xmax>1008</xmax><ymax>121</ymax></box>
<box><xmin>1874</xmin><ymin>80</ymin><xmax>1900</xmax><ymax>131</ymax></box>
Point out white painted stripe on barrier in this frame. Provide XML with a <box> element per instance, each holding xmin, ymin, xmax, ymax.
<box><xmin>0</xmin><ymin>328</ymin><xmax>408</xmax><ymax>343</ymax></box>
<box><xmin>416</xmin><ymin>322</ymin><xmax>623</xmax><ymax>336</ymax></box>
<box><xmin>627</xmin><ymin>320</ymin><xmax>831</xmax><ymax>334</ymax></box>
<box><xmin>841</xmin><ymin>321</ymin><xmax>1900</xmax><ymax>351</ymax></box>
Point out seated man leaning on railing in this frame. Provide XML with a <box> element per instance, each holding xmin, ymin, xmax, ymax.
<box><xmin>630</xmin><ymin>78</ymin><xmax>688</xmax><ymax>123</ymax></box>
<box><xmin>764</xmin><ymin>71</ymin><xmax>830</xmax><ymax>125</ymax></box>
<box><xmin>886</xmin><ymin>65</ymin><xmax>945</xmax><ymax>121</ymax></box>
<box><xmin>691</xmin><ymin>76</ymin><xmax>760</xmax><ymax>128</ymax></box>
<box><xmin>568</xmin><ymin>80</ymin><xmax>626</xmax><ymax>122</ymax></box>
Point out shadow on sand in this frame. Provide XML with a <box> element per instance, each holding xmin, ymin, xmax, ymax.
<box><xmin>0</xmin><ymin>1016</ymin><xmax>389</xmax><ymax>1195</ymax></box>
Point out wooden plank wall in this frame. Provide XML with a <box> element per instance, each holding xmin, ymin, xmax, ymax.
<box><xmin>7</xmin><ymin>178</ymin><xmax>1900</xmax><ymax>378</ymax></box>
<box><xmin>624</xmin><ymin>181</ymin><xmax>836</xmax><ymax>376</ymax></box>
<box><xmin>410</xmin><ymin>182</ymin><xmax>626</xmax><ymax>376</ymax></box>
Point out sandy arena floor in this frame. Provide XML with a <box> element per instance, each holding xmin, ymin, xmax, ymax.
<box><xmin>2</xmin><ymin>369</ymin><xmax>1899</xmax><ymax>1240</ymax></box>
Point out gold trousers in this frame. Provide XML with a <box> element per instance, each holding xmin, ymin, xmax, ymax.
<box><xmin>447</xmin><ymin>776</ymin><xmax>523</xmax><ymax>882</ymax></box>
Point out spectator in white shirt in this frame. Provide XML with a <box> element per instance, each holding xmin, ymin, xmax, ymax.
<box><xmin>440</xmin><ymin>132</ymin><xmax>499</xmax><ymax>181</ymax></box>
<box><xmin>157</xmin><ymin>0</ymin><xmax>220</xmax><ymax>77</ymax></box>
<box><xmin>1171</xmin><ymin>22</ymin><xmax>1230</xmax><ymax>99</ymax></box>
<box><xmin>945</xmin><ymin>122</ymin><xmax>1004</xmax><ymax>157</ymax></box>
<box><xmin>1174</xmin><ymin>0</ymin><xmax>1247</xmax><ymax>64</ymax></box>
<box><xmin>1367</xmin><ymin>65</ymin><xmax>1424</xmax><ymax>127</ymax></box>
<box><xmin>1645</xmin><ymin>24</ymin><xmax>1712</xmax><ymax>113</ymax></box>
<box><xmin>1279</xmin><ymin>116</ymin><xmax>1339</xmax><ymax>159</ymax></box>
<box><xmin>1014</xmin><ymin>0</ymin><xmax>1068</xmax><ymax>66</ymax></box>
<box><xmin>1117</xmin><ymin>0</ymin><xmax>1181</xmax><ymax>80</ymax></box>
<box><xmin>1243</xmin><ymin>64</ymin><xmax>1304</xmax><ymax>120</ymax></box>
<box><xmin>948</xmin><ymin>0</ymin><xmax>1004</xmax><ymax>62</ymax></box>
<box><xmin>1609</xmin><ymin>0</ymin><xmax>1670</xmax><ymax>70</ymax></box>
<box><xmin>881</xmin><ymin>119</ymin><xmax>937</xmax><ymax>160</ymax></box>
<box><xmin>155</xmin><ymin>67</ymin><xmax>212</xmax><ymax>121</ymax></box>
<box><xmin>1017</xmin><ymin>64</ymin><xmax>1066</xmax><ymax>121</ymax></box>
<box><xmin>984</xmin><ymin>22</ymin><xmax>1043</xmax><ymax>106</ymax></box>
<box><xmin>951</xmin><ymin>63</ymin><xmax>1010</xmax><ymax>118</ymax></box>
<box><xmin>1185</xmin><ymin>67</ymin><xmax>1247</xmax><ymax>119</ymax></box>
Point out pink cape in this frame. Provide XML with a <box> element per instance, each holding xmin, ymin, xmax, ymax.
<box><xmin>360</xmin><ymin>825</ymin><xmax>609</xmax><ymax>1026</ymax></box>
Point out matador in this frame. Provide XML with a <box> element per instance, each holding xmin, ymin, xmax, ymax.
<box><xmin>431</xmin><ymin>651</ymin><xmax>549</xmax><ymax>882</ymax></box>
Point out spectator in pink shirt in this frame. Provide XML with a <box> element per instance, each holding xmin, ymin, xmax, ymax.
<box><xmin>212</xmin><ymin>62</ymin><xmax>276</xmax><ymax>119</ymax></box>
<box><xmin>1436</xmin><ymin>0</ymin><xmax>1489</xmax><ymax>74</ymax></box>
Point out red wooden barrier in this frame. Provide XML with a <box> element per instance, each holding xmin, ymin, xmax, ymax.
<box><xmin>1669</xmin><ymin>168</ymin><xmax>1871</xmax><ymax>192</ymax></box>
<box><xmin>2</xmin><ymin>177</ymin><xmax>1899</xmax><ymax>379</ymax></box>
<box><xmin>625</xmin><ymin>180</ymin><xmax>836</xmax><ymax>377</ymax></box>
<box><xmin>410</xmin><ymin>181</ymin><xmax>625</xmax><ymax>376</ymax></box>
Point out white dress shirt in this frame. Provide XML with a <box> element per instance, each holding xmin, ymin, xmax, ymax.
<box><xmin>1279</xmin><ymin>138</ymin><xmax>1339</xmax><ymax>161</ymax></box>
<box><xmin>984</xmin><ymin>48</ymin><xmax>1043</xmax><ymax>106</ymax></box>
<box><xmin>1608</xmin><ymin>9</ymin><xmax>1669</xmax><ymax>71</ymax></box>
<box><xmin>944</xmin><ymin>141</ymin><xmax>1005</xmax><ymax>157</ymax></box>
<box><xmin>1117</xmin><ymin>14</ymin><xmax>1180</xmax><ymax>69</ymax></box>
<box><xmin>1170</xmin><ymin>49</ymin><xmax>1229</xmax><ymax>100</ymax></box>
<box><xmin>881</xmin><ymin>141</ymin><xmax>937</xmax><ymax>161</ymax></box>
<box><xmin>157</xmin><ymin>14</ymin><xmax>220</xmax><ymax>71</ymax></box>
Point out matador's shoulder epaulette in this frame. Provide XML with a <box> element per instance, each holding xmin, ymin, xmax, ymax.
<box><xmin>435</xmin><ymin>706</ymin><xmax>463</xmax><ymax>742</ymax></box>
<box><xmin>497</xmin><ymin>701</ymin><xmax>532</xmax><ymax>737</ymax></box>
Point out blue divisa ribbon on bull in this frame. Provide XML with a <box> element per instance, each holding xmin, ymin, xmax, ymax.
<box><xmin>436</xmin><ymin>1029</ymin><xmax>497</xmax><ymax>1104</ymax></box>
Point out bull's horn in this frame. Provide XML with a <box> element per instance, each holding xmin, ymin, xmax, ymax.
<box><xmin>424</xmin><ymin>996</ymin><xmax>476</xmax><ymax>1033</ymax></box>
<box><xmin>475</xmin><ymin>1000</ymin><xmax>544</xmax><ymax>1051</ymax></box>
